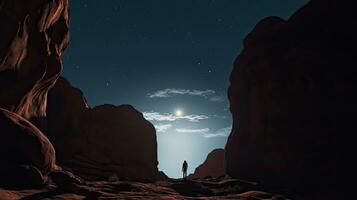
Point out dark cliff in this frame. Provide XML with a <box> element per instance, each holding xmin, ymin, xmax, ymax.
<box><xmin>226</xmin><ymin>0</ymin><xmax>357</xmax><ymax>198</ymax></box>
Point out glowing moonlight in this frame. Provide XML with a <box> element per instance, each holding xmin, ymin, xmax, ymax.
<box><xmin>175</xmin><ymin>109</ymin><xmax>184</xmax><ymax>117</ymax></box>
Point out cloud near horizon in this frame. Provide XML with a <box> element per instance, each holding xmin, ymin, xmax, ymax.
<box><xmin>203</xmin><ymin>126</ymin><xmax>232</xmax><ymax>138</ymax></box>
<box><xmin>176</xmin><ymin>128</ymin><xmax>210</xmax><ymax>133</ymax></box>
<box><xmin>143</xmin><ymin>111</ymin><xmax>209</xmax><ymax>122</ymax></box>
<box><xmin>208</xmin><ymin>96</ymin><xmax>225</xmax><ymax>102</ymax></box>
<box><xmin>174</xmin><ymin>126</ymin><xmax>232</xmax><ymax>138</ymax></box>
<box><xmin>154</xmin><ymin>124</ymin><xmax>173</xmax><ymax>133</ymax></box>
<box><xmin>147</xmin><ymin>88</ymin><xmax>224</xmax><ymax>102</ymax></box>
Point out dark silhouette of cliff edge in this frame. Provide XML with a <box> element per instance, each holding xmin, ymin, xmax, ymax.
<box><xmin>226</xmin><ymin>0</ymin><xmax>356</xmax><ymax>198</ymax></box>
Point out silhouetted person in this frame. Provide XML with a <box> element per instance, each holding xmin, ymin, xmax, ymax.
<box><xmin>182</xmin><ymin>160</ymin><xmax>188</xmax><ymax>179</ymax></box>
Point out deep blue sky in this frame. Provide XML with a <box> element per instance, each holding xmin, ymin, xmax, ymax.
<box><xmin>63</xmin><ymin>0</ymin><xmax>309</xmax><ymax>178</ymax></box>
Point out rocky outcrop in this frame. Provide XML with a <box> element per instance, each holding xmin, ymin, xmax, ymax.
<box><xmin>0</xmin><ymin>108</ymin><xmax>57</xmax><ymax>188</ymax></box>
<box><xmin>189</xmin><ymin>149</ymin><xmax>225</xmax><ymax>179</ymax></box>
<box><xmin>46</xmin><ymin>78</ymin><xmax>159</xmax><ymax>181</ymax></box>
<box><xmin>226</xmin><ymin>0</ymin><xmax>356</xmax><ymax>198</ymax></box>
<box><xmin>0</xmin><ymin>0</ymin><xmax>159</xmax><ymax>183</ymax></box>
<box><xmin>0</xmin><ymin>0</ymin><xmax>157</xmax><ymax>184</ymax></box>
<box><xmin>0</xmin><ymin>0</ymin><xmax>68</xmax><ymax>189</ymax></box>
<box><xmin>0</xmin><ymin>0</ymin><xmax>69</xmax><ymax>120</ymax></box>
<box><xmin>157</xmin><ymin>171</ymin><xmax>170</xmax><ymax>181</ymax></box>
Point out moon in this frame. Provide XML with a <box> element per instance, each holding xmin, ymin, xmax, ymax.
<box><xmin>175</xmin><ymin>109</ymin><xmax>184</xmax><ymax>117</ymax></box>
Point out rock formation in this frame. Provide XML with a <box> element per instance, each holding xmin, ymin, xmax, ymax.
<box><xmin>189</xmin><ymin>149</ymin><xmax>225</xmax><ymax>179</ymax></box>
<box><xmin>0</xmin><ymin>0</ymin><xmax>68</xmax><ymax>188</ymax></box>
<box><xmin>0</xmin><ymin>0</ymin><xmax>69</xmax><ymax>120</ymax></box>
<box><xmin>46</xmin><ymin>78</ymin><xmax>159</xmax><ymax>181</ymax></box>
<box><xmin>0</xmin><ymin>108</ymin><xmax>57</xmax><ymax>188</ymax></box>
<box><xmin>0</xmin><ymin>0</ymin><xmax>158</xmax><ymax>184</ymax></box>
<box><xmin>225</xmin><ymin>0</ymin><xmax>356</xmax><ymax>198</ymax></box>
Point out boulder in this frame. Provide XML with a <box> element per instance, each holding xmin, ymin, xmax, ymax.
<box><xmin>0</xmin><ymin>0</ymin><xmax>69</xmax><ymax>120</ymax></box>
<box><xmin>46</xmin><ymin>78</ymin><xmax>159</xmax><ymax>181</ymax></box>
<box><xmin>0</xmin><ymin>107</ymin><xmax>57</xmax><ymax>188</ymax></box>
<box><xmin>225</xmin><ymin>0</ymin><xmax>357</xmax><ymax>197</ymax></box>
<box><xmin>189</xmin><ymin>149</ymin><xmax>225</xmax><ymax>179</ymax></box>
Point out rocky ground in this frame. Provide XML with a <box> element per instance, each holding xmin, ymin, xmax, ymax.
<box><xmin>0</xmin><ymin>177</ymin><xmax>288</xmax><ymax>200</ymax></box>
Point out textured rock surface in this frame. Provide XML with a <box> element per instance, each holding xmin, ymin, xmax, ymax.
<box><xmin>226</xmin><ymin>0</ymin><xmax>356</xmax><ymax>198</ymax></box>
<box><xmin>46</xmin><ymin>78</ymin><xmax>159</xmax><ymax>181</ymax></box>
<box><xmin>189</xmin><ymin>149</ymin><xmax>225</xmax><ymax>179</ymax></box>
<box><xmin>0</xmin><ymin>189</ymin><xmax>20</xmax><ymax>200</ymax></box>
<box><xmin>0</xmin><ymin>0</ymin><xmax>68</xmax><ymax>189</ymax></box>
<box><xmin>0</xmin><ymin>108</ymin><xmax>56</xmax><ymax>188</ymax></box>
<box><xmin>0</xmin><ymin>0</ymin><xmax>69</xmax><ymax>120</ymax></box>
<box><xmin>0</xmin><ymin>178</ymin><xmax>286</xmax><ymax>200</ymax></box>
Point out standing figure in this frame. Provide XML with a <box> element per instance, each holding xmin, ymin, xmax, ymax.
<box><xmin>182</xmin><ymin>160</ymin><xmax>188</xmax><ymax>179</ymax></box>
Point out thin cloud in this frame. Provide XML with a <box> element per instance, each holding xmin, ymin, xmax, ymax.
<box><xmin>154</xmin><ymin>124</ymin><xmax>173</xmax><ymax>133</ymax></box>
<box><xmin>174</xmin><ymin>126</ymin><xmax>232</xmax><ymax>138</ymax></box>
<box><xmin>208</xmin><ymin>96</ymin><xmax>225</xmax><ymax>102</ymax></box>
<box><xmin>203</xmin><ymin>126</ymin><xmax>232</xmax><ymax>138</ymax></box>
<box><xmin>147</xmin><ymin>88</ymin><xmax>215</xmax><ymax>98</ymax></box>
<box><xmin>176</xmin><ymin>128</ymin><xmax>210</xmax><ymax>133</ymax></box>
<box><xmin>212</xmin><ymin>115</ymin><xmax>228</xmax><ymax>119</ymax></box>
<box><xmin>143</xmin><ymin>111</ymin><xmax>209</xmax><ymax>122</ymax></box>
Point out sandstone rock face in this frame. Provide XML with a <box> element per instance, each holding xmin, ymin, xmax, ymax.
<box><xmin>226</xmin><ymin>0</ymin><xmax>356</xmax><ymax>197</ymax></box>
<box><xmin>0</xmin><ymin>189</ymin><xmax>20</xmax><ymax>200</ymax></box>
<box><xmin>0</xmin><ymin>107</ymin><xmax>56</xmax><ymax>188</ymax></box>
<box><xmin>189</xmin><ymin>149</ymin><xmax>225</xmax><ymax>179</ymax></box>
<box><xmin>0</xmin><ymin>0</ymin><xmax>69</xmax><ymax>120</ymax></box>
<box><xmin>46</xmin><ymin>78</ymin><xmax>159</xmax><ymax>181</ymax></box>
<box><xmin>0</xmin><ymin>0</ymin><xmax>159</xmax><ymax>185</ymax></box>
<box><xmin>45</xmin><ymin>78</ymin><xmax>89</xmax><ymax>147</ymax></box>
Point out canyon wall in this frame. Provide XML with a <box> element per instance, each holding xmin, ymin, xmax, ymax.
<box><xmin>0</xmin><ymin>0</ymin><xmax>69</xmax><ymax>119</ymax></box>
<box><xmin>226</xmin><ymin>0</ymin><xmax>356</xmax><ymax>197</ymax></box>
<box><xmin>0</xmin><ymin>0</ymin><xmax>68</xmax><ymax>188</ymax></box>
<box><xmin>0</xmin><ymin>0</ymin><xmax>159</xmax><ymax>184</ymax></box>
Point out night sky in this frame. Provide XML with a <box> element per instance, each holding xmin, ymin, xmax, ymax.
<box><xmin>63</xmin><ymin>0</ymin><xmax>309</xmax><ymax>178</ymax></box>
